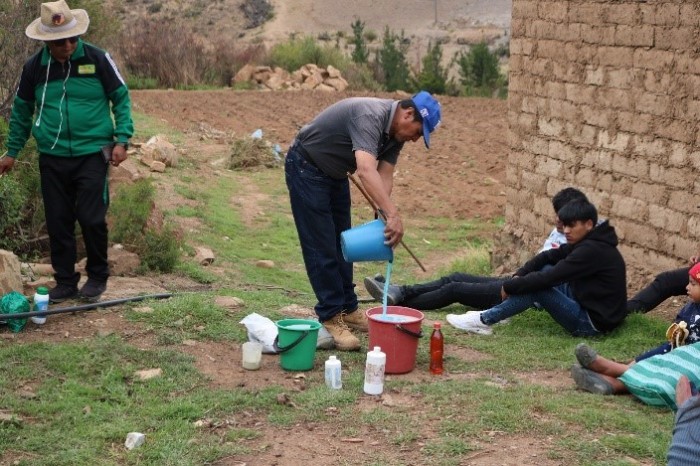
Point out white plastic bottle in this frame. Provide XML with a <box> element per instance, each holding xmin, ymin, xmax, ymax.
<box><xmin>324</xmin><ymin>355</ymin><xmax>342</xmax><ymax>389</ymax></box>
<box><xmin>363</xmin><ymin>346</ymin><xmax>386</xmax><ymax>395</ymax></box>
<box><xmin>31</xmin><ymin>286</ymin><xmax>50</xmax><ymax>325</ymax></box>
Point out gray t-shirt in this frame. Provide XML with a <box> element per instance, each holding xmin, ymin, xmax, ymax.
<box><xmin>296</xmin><ymin>97</ymin><xmax>403</xmax><ymax>179</ymax></box>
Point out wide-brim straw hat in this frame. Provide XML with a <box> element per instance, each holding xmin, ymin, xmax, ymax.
<box><xmin>25</xmin><ymin>0</ymin><xmax>89</xmax><ymax>41</ymax></box>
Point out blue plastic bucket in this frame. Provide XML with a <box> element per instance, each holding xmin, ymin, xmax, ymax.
<box><xmin>341</xmin><ymin>219</ymin><xmax>394</xmax><ymax>262</ymax></box>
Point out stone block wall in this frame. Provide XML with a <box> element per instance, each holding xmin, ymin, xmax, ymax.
<box><xmin>502</xmin><ymin>0</ymin><xmax>700</xmax><ymax>276</ymax></box>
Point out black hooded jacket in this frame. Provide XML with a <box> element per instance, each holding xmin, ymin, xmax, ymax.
<box><xmin>502</xmin><ymin>220</ymin><xmax>627</xmax><ymax>333</ymax></box>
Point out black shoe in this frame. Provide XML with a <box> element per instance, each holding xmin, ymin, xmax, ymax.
<box><xmin>363</xmin><ymin>277</ymin><xmax>404</xmax><ymax>305</ymax></box>
<box><xmin>574</xmin><ymin>343</ymin><xmax>598</xmax><ymax>369</ymax></box>
<box><xmin>79</xmin><ymin>279</ymin><xmax>107</xmax><ymax>303</ymax></box>
<box><xmin>49</xmin><ymin>284</ymin><xmax>78</xmax><ymax>303</ymax></box>
<box><xmin>570</xmin><ymin>364</ymin><xmax>614</xmax><ymax>395</ymax></box>
<box><xmin>374</xmin><ymin>273</ymin><xmax>385</xmax><ymax>283</ymax></box>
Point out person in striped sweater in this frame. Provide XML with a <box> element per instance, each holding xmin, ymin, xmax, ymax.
<box><xmin>570</xmin><ymin>263</ymin><xmax>700</xmax><ymax>410</ymax></box>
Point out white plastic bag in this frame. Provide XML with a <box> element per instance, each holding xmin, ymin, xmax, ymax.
<box><xmin>240</xmin><ymin>313</ymin><xmax>278</xmax><ymax>353</ymax></box>
<box><xmin>240</xmin><ymin>312</ymin><xmax>335</xmax><ymax>352</ymax></box>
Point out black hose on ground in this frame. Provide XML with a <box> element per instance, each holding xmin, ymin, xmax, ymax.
<box><xmin>1</xmin><ymin>293</ymin><xmax>173</xmax><ymax>320</ymax></box>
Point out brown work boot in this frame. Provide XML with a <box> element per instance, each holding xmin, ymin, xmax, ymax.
<box><xmin>342</xmin><ymin>309</ymin><xmax>368</xmax><ymax>332</ymax></box>
<box><xmin>323</xmin><ymin>314</ymin><xmax>361</xmax><ymax>351</ymax></box>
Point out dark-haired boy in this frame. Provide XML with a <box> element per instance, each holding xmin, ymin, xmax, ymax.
<box><xmin>447</xmin><ymin>199</ymin><xmax>627</xmax><ymax>336</ymax></box>
<box><xmin>539</xmin><ymin>187</ymin><xmax>589</xmax><ymax>252</ymax></box>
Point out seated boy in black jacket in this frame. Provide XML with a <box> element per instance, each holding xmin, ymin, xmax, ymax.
<box><xmin>447</xmin><ymin>199</ymin><xmax>627</xmax><ymax>336</ymax></box>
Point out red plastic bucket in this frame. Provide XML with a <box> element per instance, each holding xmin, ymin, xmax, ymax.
<box><xmin>366</xmin><ymin>306</ymin><xmax>424</xmax><ymax>374</ymax></box>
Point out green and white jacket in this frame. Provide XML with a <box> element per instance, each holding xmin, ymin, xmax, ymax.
<box><xmin>6</xmin><ymin>39</ymin><xmax>133</xmax><ymax>158</ymax></box>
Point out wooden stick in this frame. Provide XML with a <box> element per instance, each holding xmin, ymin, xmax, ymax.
<box><xmin>347</xmin><ymin>172</ymin><xmax>427</xmax><ymax>272</ymax></box>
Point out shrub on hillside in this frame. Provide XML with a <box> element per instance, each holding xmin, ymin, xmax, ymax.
<box><xmin>141</xmin><ymin>226</ymin><xmax>180</xmax><ymax>273</ymax></box>
<box><xmin>117</xmin><ymin>19</ymin><xmax>209</xmax><ymax>88</ymax></box>
<box><xmin>457</xmin><ymin>42</ymin><xmax>507</xmax><ymax>98</ymax></box>
<box><xmin>0</xmin><ymin>176</ymin><xmax>27</xmax><ymax>250</ymax></box>
<box><xmin>343</xmin><ymin>63</ymin><xmax>384</xmax><ymax>92</ymax></box>
<box><xmin>110</xmin><ymin>180</ymin><xmax>154</xmax><ymax>247</ymax></box>
<box><xmin>109</xmin><ymin>179</ymin><xmax>180</xmax><ymax>273</ymax></box>
<box><xmin>350</xmin><ymin>19</ymin><xmax>369</xmax><ymax>64</ymax></box>
<box><xmin>364</xmin><ymin>30</ymin><xmax>378</xmax><ymax>43</ymax></box>
<box><xmin>240</xmin><ymin>0</ymin><xmax>274</xmax><ymax>29</ymax></box>
<box><xmin>210</xmin><ymin>42</ymin><xmax>266</xmax><ymax>87</ymax></box>
<box><xmin>0</xmin><ymin>120</ymin><xmax>44</xmax><ymax>257</ymax></box>
<box><xmin>414</xmin><ymin>41</ymin><xmax>451</xmax><ymax>95</ymax></box>
<box><xmin>377</xmin><ymin>27</ymin><xmax>412</xmax><ymax>92</ymax></box>
<box><xmin>267</xmin><ymin>36</ymin><xmax>348</xmax><ymax>72</ymax></box>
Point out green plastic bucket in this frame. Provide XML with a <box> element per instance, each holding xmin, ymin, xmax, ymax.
<box><xmin>274</xmin><ymin>319</ymin><xmax>322</xmax><ymax>371</ymax></box>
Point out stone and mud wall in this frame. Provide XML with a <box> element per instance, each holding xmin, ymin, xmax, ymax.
<box><xmin>497</xmin><ymin>0</ymin><xmax>700</xmax><ymax>279</ymax></box>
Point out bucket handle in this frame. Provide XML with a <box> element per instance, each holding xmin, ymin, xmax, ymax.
<box><xmin>395</xmin><ymin>325</ymin><xmax>423</xmax><ymax>339</ymax></box>
<box><xmin>272</xmin><ymin>330</ymin><xmax>309</xmax><ymax>353</ymax></box>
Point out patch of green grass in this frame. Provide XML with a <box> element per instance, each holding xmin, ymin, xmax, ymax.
<box><xmin>435</xmin><ymin>245</ymin><xmax>492</xmax><ymax>277</ymax></box>
<box><xmin>125</xmin><ymin>293</ymin><xmax>245</xmax><ymax>343</ymax></box>
<box><xmin>174</xmin><ymin>261</ymin><xmax>218</xmax><ymax>284</ymax></box>
<box><xmin>0</xmin><ymin>337</ymin><xmax>284</xmax><ymax>466</ymax></box>
<box><xmin>174</xmin><ymin>205</ymin><xmax>201</xmax><ymax>218</ymax></box>
<box><xmin>131</xmin><ymin>111</ymin><xmax>185</xmax><ymax>145</ymax></box>
<box><xmin>423</xmin><ymin>437</ymin><xmax>478</xmax><ymax>457</ymax></box>
<box><xmin>174</xmin><ymin>183</ymin><xmax>207</xmax><ymax>202</ymax></box>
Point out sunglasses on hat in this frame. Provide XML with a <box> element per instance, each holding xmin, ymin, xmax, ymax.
<box><xmin>49</xmin><ymin>36</ymin><xmax>78</xmax><ymax>46</ymax></box>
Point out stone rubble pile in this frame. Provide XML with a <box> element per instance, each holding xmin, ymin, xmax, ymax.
<box><xmin>233</xmin><ymin>63</ymin><xmax>349</xmax><ymax>91</ymax></box>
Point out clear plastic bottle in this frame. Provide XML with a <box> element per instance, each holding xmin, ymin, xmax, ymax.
<box><xmin>363</xmin><ymin>346</ymin><xmax>386</xmax><ymax>395</ymax></box>
<box><xmin>430</xmin><ymin>322</ymin><xmax>444</xmax><ymax>375</ymax></box>
<box><xmin>324</xmin><ymin>355</ymin><xmax>342</xmax><ymax>389</ymax></box>
<box><xmin>31</xmin><ymin>286</ymin><xmax>50</xmax><ymax>325</ymax></box>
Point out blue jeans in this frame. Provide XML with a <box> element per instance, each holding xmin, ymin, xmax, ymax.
<box><xmin>481</xmin><ymin>283</ymin><xmax>601</xmax><ymax>336</ymax></box>
<box><xmin>285</xmin><ymin>146</ymin><xmax>357</xmax><ymax>322</ymax></box>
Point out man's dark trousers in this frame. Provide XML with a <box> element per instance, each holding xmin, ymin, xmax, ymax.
<box><xmin>39</xmin><ymin>152</ymin><xmax>109</xmax><ymax>286</ymax></box>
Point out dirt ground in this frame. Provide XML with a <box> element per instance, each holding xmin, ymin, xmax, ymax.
<box><xmin>3</xmin><ymin>89</ymin><xmax>674</xmax><ymax>465</ymax></box>
<box><xmin>131</xmin><ymin>90</ymin><xmax>508</xmax><ymax>220</ymax></box>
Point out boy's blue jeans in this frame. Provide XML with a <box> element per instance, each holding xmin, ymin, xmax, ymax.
<box><xmin>284</xmin><ymin>146</ymin><xmax>358</xmax><ymax>322</ymax></box>
<box><xmin>480</xmin><ymin>283</ymin><xmax>601</xmax><ymax>336</ymax></box>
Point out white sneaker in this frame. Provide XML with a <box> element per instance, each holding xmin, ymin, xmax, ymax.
<box><xmin>446</xmin><ymin>311</ymin><xmax>493</xmax><ymax>335</ymax></box>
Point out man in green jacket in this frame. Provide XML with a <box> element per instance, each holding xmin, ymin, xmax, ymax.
<box><xmin>0</xmin><ymin>0</ymin><xmax>134</xmax><ymax>304</ymax></box>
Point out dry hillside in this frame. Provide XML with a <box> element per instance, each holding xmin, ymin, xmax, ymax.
<box><xmin>107</xmin><ymin>0</ymin><xmax>512</xmax><ymax>69</ymax></box>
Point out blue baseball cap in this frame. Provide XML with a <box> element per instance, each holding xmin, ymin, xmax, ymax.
<box><xmin>411</xmin><ymin>91</ymin><xmax>441</xmax><ymax>148</ymax></box>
